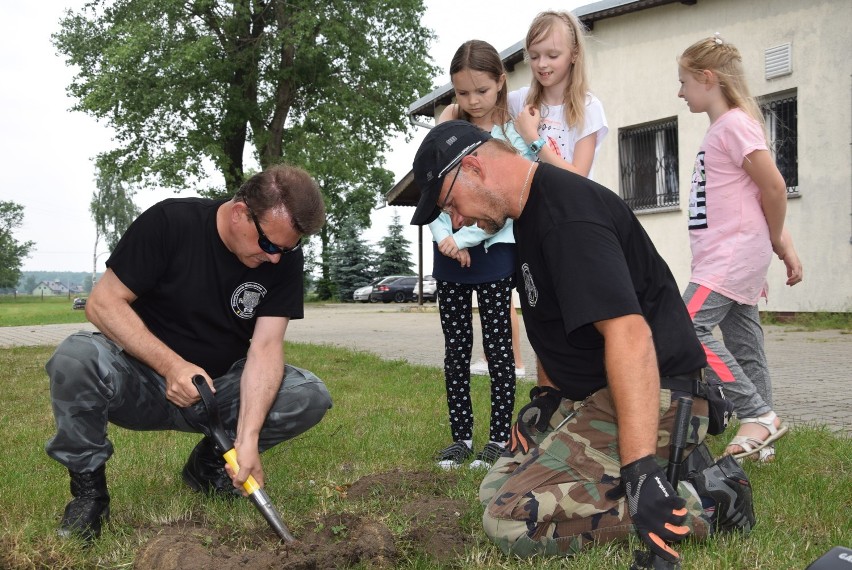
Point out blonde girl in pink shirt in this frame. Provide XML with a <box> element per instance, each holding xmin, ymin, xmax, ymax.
<box><xmin>678</xmin><ymin>35</ymin><xmax>803</xmax><ymax>462</ymax></box>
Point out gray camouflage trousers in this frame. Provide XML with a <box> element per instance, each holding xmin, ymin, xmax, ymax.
<box><xmin>45</xmin><ymin>331</ymin><xmax>332</xmax><ymax>473</ymax></box>
<box><xmin>479</xmin><ymin>387</ymin><xmax>711</xmax><ymax>557</ymax></box>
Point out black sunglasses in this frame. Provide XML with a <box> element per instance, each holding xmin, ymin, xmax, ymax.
<box><xmin>439</xmin><ymin>164</ymin><xmax>462</xmax><ymax>214</ymax></box>
<box><xmin>244</xmin><ymin>203</ymin><xmax>301</xmax><ymax>255</ymax></box>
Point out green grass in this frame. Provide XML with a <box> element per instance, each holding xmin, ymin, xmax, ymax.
<box><xmin>0</xmin><ymin>343</ymin><xmax>849</xmax><ymax>569</ymax></box>
<box><xmin>760</xmin><ymin>311</ymin><xmax>852</xmax><ymax>331</ymax></box>
<box><xmin>0</xmin><ymin>296</ymin><xmax>89</xmax><ymax>326</ymax></box>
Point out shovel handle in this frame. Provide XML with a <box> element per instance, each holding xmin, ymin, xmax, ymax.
<box><xmin>222</xmin><ymin>448</ymin><xmax>261</xmax><ymax>495</ymax></box>
<box><xmin>191</xmin><ymin>376</ymin><xmax>260</xmax><ymax>494</ymax></box>
<box><xmin>190</xmin><ymin>375</ymin><xmax>295</xmax><ymax>542</ymax></box>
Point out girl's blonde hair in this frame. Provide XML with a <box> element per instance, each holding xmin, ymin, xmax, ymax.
<box><xmin>449</xmin><ymin>40</ymin><xmax>511</xmax><ymax>131</ymax></box>
<box><xmin>524</xmin><ymin>11</ymin><xmax>589</xmax><ymax>129</ymax></box>
<box><xmin>679</xmin><ymin>35</ymin><xmax>765</xmax><ymax>130</ymax></box>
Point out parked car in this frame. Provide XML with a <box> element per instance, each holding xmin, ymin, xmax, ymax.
<box><xmin>369</xmin><ymin>275</ymin><xmax>418</xmax><ymax>303</ymax></box>
<box><xmin>412</xmin><ymin>275</ymin><xmax>437</xmax><ymax>301</ymax></box>
<box><xmin>352</xmin><ymin>278</ymin><xmax>382</xmax><ymax>303</ymax></box>
<box><xmin>72</xmin><ymin>297</ymin><xmax>87</xmax><ymax>310</ymax></box>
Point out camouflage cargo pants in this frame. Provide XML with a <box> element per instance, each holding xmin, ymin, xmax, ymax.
<box><xmin>45</xmin><ymin>331</ymin><xmax>332</xmax><ymax>473</ymax></box>
<box><xmin>479</xmin><ymin>387</ymin><xmax>711</xmax><ymax>557</ymax></box>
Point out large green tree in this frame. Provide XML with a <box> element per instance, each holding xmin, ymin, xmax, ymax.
<box><xmin>0</xmin><ymin>202</ymin><xmax>35</xmax><ymax>290</ymax></box>
<box><xmin>374</xmin><ymin>213</ymin><xmax>412</xmax><ymax>277</ymax></box>
<box><xmin>54</xmin><ymin>0</ymin><xmax>435</xmax><ymax>295</ymax></box>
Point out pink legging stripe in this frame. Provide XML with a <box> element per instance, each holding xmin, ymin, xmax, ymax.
<box><xmin>686</xmin><ymin>284</ymin><xmax>736</xmax><ymax>383</ymax></box>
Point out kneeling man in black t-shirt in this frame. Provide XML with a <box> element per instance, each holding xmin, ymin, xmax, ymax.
<box><xmin>46</xmin><ymin>164</ymin><xmax>332</xmax><ymax>541</ymax></box>
<box><xmin>410</xmin><ymin>121</ymin><xmax>754</xmax><ymax>563</ymax></box>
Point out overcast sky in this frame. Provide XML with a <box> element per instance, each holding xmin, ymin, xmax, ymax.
<box><xmin>0</xmin><ymin>1</ymin><xmax>584</xmax><ymax>276</ymax></box>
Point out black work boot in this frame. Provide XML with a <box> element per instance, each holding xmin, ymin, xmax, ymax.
<box><xmin>182</xmin><ymin>436</ymin><xmax>241</xmax><ymax>498</ymax></box>
<box><xmin>58</xmin><ymin>465</ymin><xmax>110</xmax><ymax>542</ymax></box>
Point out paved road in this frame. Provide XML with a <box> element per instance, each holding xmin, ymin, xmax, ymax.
<box><xmin>2</xmin><ymin>303</ymin><xmax>849</xmax><ymax>435</ymax></box>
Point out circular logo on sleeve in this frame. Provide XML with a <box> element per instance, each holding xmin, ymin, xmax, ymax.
<box><xmin>231</xmin><ymin>282</ymin><xmax>267</xmax><ymax>319</ymax></box>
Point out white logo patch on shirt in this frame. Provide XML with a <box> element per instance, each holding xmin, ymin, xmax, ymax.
<box><xmin>231</xmin><ymin>282</ymin><xmax>267</xmax><ymax>319</ymax></box>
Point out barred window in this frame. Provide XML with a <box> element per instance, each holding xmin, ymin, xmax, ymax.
<box><xmin>760</xmin><ymin>94</ymin><xmax>798</xmax><ymax>195</ymax></box>
<box><xmin>618</xmin><ymin>118</ymin><xmax>679</xmax><ymax>211</ymax></box>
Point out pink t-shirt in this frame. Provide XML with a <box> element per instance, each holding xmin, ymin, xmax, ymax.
<box><xmin>688</xmin><ymin>108</ymin><xmax>771</xmax><ymax>305</ymax></box>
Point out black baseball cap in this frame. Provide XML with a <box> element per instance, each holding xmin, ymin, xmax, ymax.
<box><xmin>410</xmin><ymin>120</ymin><xmax>492</xmax><ymax>225</ymax></box>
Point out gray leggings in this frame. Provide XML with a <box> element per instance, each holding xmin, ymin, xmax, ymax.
<box><xmin>45</xmin><ymin>331</ymin><xmax>332</xmax><ymax>472</ymax></box>
<box><xmin>683</xmin><ymin>283</ymin><xmax>772</xmax><ymax>419</ymax></box>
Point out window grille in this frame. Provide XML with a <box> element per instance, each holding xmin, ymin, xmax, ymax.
<box><xmin>618</xmin><ymin>119</ymin><xmax>679</xmax><ymax>210</ymax></box>
<box><xmin>760</xmin><ymin>94</ymin><xmax>798</xmax><ymax>195</ymax></box>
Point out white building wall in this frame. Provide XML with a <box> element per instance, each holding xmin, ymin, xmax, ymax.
<box><xmin>583</xmin><ymin>0</ymin><xmax>852</xmax><ymax>312</ymax></box>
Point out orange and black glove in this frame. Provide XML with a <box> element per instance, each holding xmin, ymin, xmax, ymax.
<box><xmin>507</xmin><ymin>385</ymin><xmax>563</xmax><ymax>454</ymax></box>
<box><xmin>621</xmin><ymin>455</ymin><xmax>690</xmax><ymax>564</ymax></box>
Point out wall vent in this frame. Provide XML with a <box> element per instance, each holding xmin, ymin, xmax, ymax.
<box><xmin>765</xmin><ymin>43</ymin><xmax>792</xmax><ymax>79</ymax></box>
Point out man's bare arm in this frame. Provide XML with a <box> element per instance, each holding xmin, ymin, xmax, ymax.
<box><xmin>594</xmin><ymin>314</ymin><xmax>660</xmax><ymax>465</ymax></box>
<box><xmin>86</xmin><ymin>268</ymin><xmax>211</xmax><ymax>406</ymax></box>
<box><xmin>229</xmin><ymin>315</ymin><xmax>288</xmax><ymax>490</ymax></box>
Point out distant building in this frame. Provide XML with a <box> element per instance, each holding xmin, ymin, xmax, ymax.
<box><xmin>32</xmin><ymin>280</ymin><xmax>71</xmax><ymax>296</ymax></box>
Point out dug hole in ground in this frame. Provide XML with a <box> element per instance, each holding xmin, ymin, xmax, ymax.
<box><xmin>133</xmin><ymin>470</ymin><xmax>471</xmax><ymax>569</ymax></box>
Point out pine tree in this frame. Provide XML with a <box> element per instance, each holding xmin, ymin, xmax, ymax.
<box><xmin>329</xmin><ymin>217</ymin><xmax>377</xmax><ymax>302</ymax></box>
<box><xmin>375</xmin><ymin>213</ymin><xmax>413</xmax><ymax>277</ymax></box>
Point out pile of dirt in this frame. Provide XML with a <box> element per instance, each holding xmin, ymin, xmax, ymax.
<box><xmin>133</xmin><ymin>470</ymin><xmax>473</xmax><ymax>569</ymax></box>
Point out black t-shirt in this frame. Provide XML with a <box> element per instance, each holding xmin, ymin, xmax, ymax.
<box><xmin>107</xmin><ymin>198</ymin><xmax>304</xmax><ymax>378</ymax></box>
<box><xmin>514</xmin><ymin>165</ymin><xmax>706</xmax><ymax>400</ymax></box>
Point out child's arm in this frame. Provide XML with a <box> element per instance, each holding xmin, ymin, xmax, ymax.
<box><xmin>555</xmin><ymin>134</ymin><xmax>596</xmax><ymax>177</ymax></box>
<box><xmin>778</xmin><ymin>227</ymin><xmax>803</xmax><ymax>286</ymax></box>
<box><xmin>428</xmin><ymin>214</ymin><xmax>487</xmax><ymax>268</ymax></box>
<box><xmin>744</xmin><ymin>148</ymin><xmax>787</xmax><ymax>255</ymax></box>
<box><xmin>437</xmin><ymin>104</ymin><xmax>459</xmax><ymax>124</ymax></box>
<box><xmin>516</xmin><ymin>104</ymin><xmax>596</xmax><ymax>176</ymax></box>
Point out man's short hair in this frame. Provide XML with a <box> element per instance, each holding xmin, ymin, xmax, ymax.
<box><xmin>237</xmin><ymin>164</ymin><xmax>326</xmax><ymax>236</ymax></box>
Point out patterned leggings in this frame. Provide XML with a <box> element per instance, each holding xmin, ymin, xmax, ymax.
<box><xmin>437</xmin><ymin>276</ymin><xmax>516</xmax><ymax>443</ymax></box>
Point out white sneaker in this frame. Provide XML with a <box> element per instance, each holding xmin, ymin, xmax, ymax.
<box><xmin>470</xmin><ymin>359</ymin><xmax>489</xmax><ymax>375</ymax></box>
<box><xmin>515</xmin><ymin>367</ymin><xmax>526</xmax><ymax>378</ymax></box>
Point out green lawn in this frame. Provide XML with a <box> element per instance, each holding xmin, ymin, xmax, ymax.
<box><xmin>0</xmin><ymin>296</ymin><xmax>89</xmax><ymax>326</ymax></box>
<box><xmin>0</xmin><ymin>342</ymin><xmax>848</xmax><ymax>569</ymax></box>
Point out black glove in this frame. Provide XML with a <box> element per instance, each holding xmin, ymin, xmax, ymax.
<box><xmin>507</xmin><ymin>385</ymin><xmax>563</xmax><ymax>454</ymax></box>
<box><xmin>621</xmin><ymin>455</ymin><xmax>689</xmax><ymax>564</ymax></box>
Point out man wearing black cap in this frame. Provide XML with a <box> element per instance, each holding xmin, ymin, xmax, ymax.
<box><xmin>410</xmin><ymin>121</ymin><xmax>754</xmax><ymax>560</ymax></box>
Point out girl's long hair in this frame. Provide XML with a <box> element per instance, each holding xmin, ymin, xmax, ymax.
<box><xmin>449</xmin><ymin>39</ymin><xmax>511</xmax><ymax>136</ymax></box>
<box><xmin>524</xmin><ymin>11</ymin><xmax>589</xmax><ymax>129</ymax></box>
<box><xmin>679</xmin><ymin>35</ymin><xmax>765</xmax><ymax>133</ymax></box>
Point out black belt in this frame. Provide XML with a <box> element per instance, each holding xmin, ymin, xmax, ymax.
<box><xmin>660</xmin><ymin>369</ymin><xmax>708</xmax><ymax>399</ymax></box>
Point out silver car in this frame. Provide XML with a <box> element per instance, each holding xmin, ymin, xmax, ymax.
<box><xmin>353</xmin><ymin>278</ymin><xmax>384</xmax><ymax>303</ymax></box>
<box><xmin>412</xmin><ymin>275</ymin><xmax>437</xmax><ymax>301</ymax></box>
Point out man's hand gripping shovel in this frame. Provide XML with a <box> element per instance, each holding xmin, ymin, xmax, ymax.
<box><xmin>629</xmin><ymin>396</ymin><xmax>693</xmax><ymax>570</ymax></box>
<box><xmin>192</xmin><ymin>375</ymin><xmax>295</xmax><ymax>542</ymax></box>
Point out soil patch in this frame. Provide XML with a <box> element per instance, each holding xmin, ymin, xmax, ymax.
<box><xmin>133</xmin><ymin>470</ymin><xmax>474</xmax><ymax>569</ymax></box>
